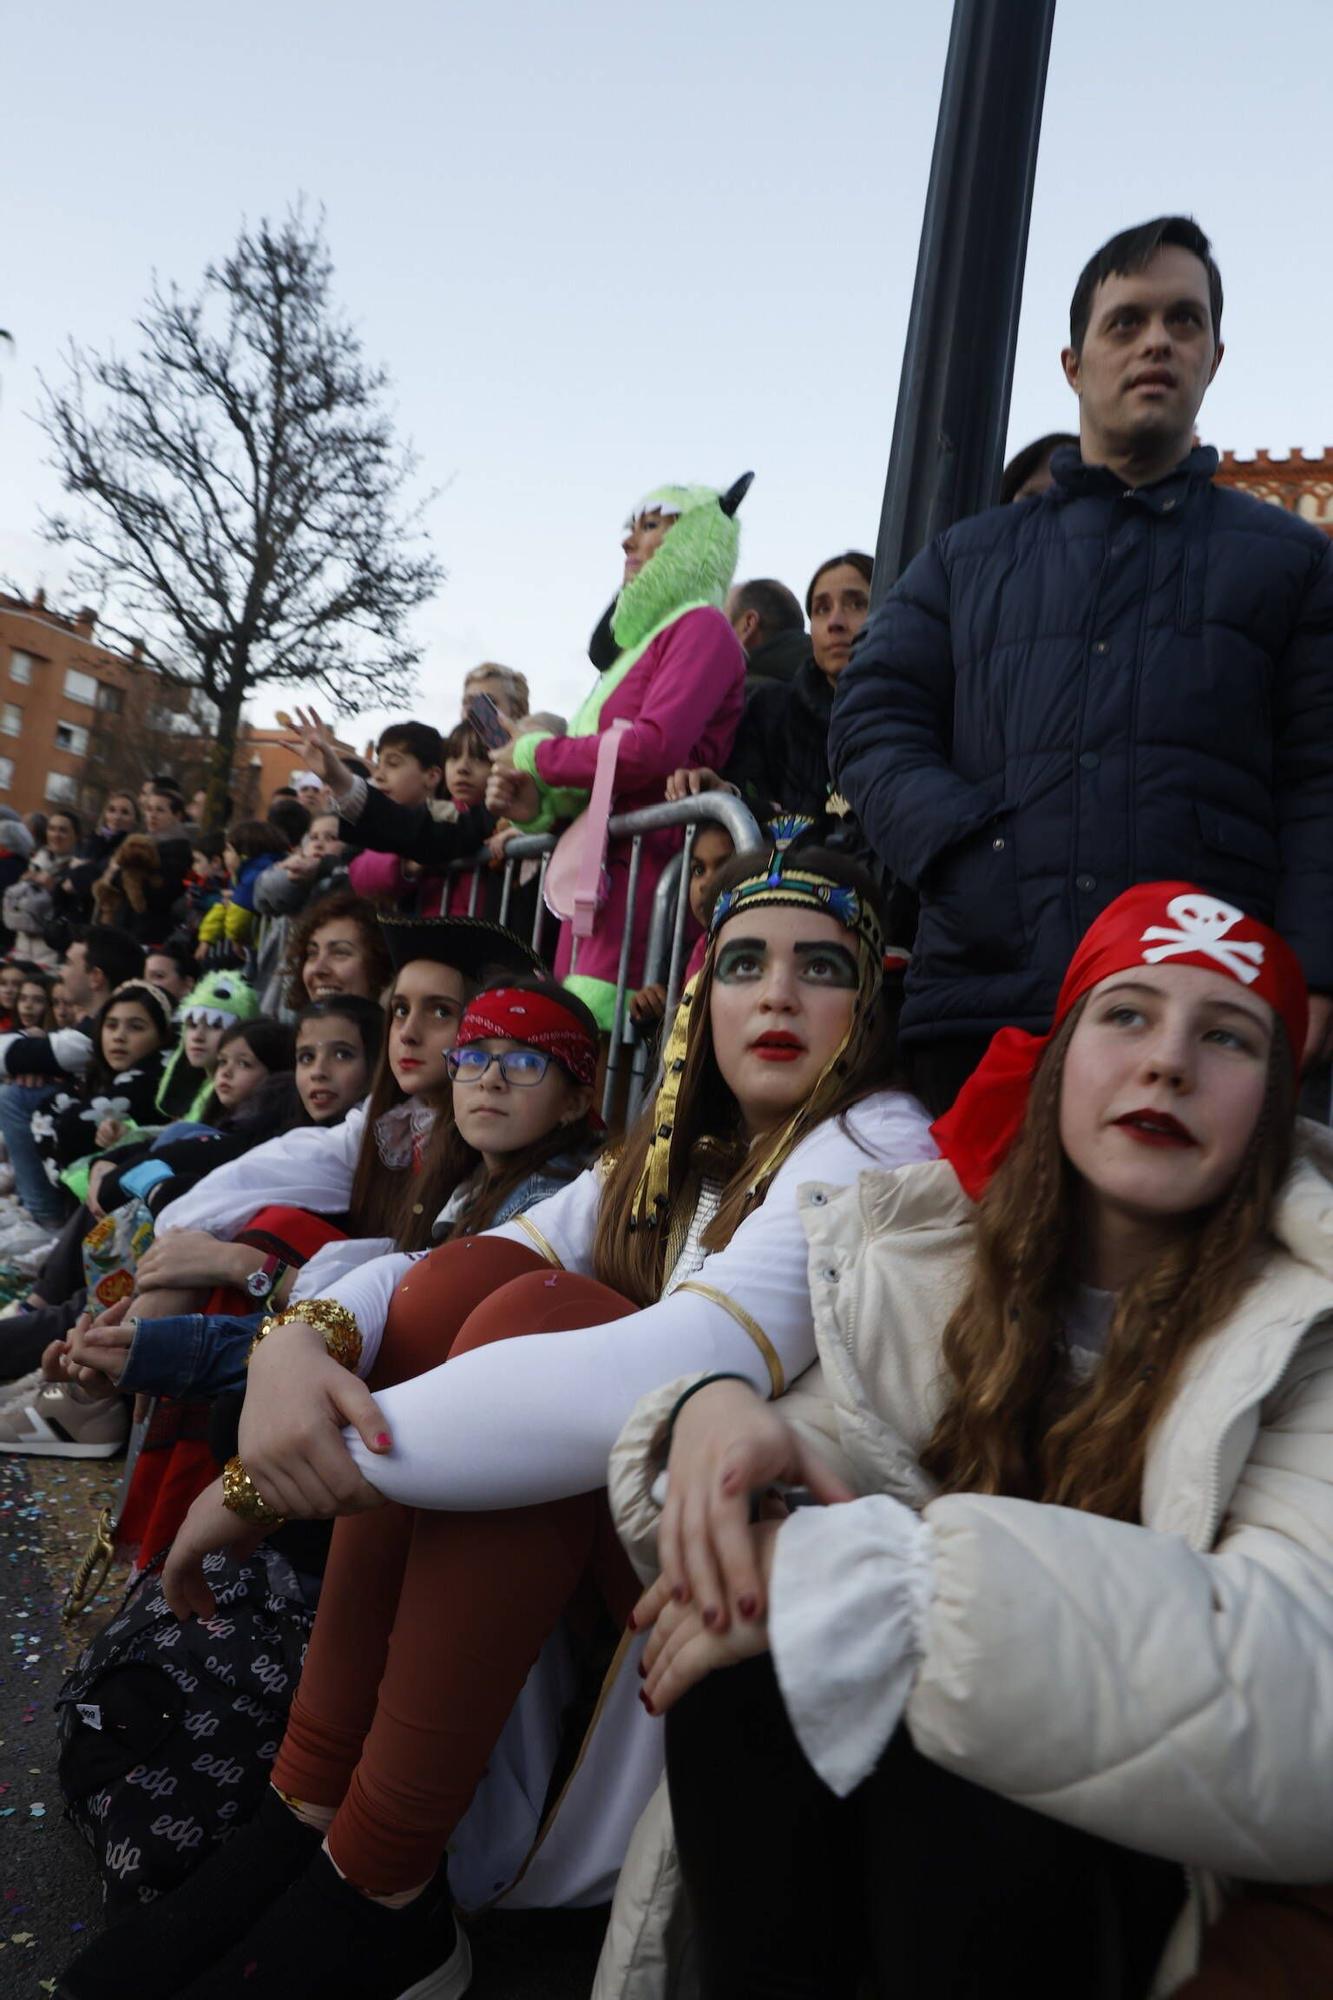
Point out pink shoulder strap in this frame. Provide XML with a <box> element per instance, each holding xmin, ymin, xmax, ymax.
<box><xmin>571</xmin><ymin>718</ymin><xmax>630</xmax><ymax>940</ymax></box>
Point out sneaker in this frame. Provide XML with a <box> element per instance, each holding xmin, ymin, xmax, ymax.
<box><xmin>0</xmin><ymin>1381</ymin><xmax>128</xmax><ymax>1457</ymax></box>
<box><xmin>0</xmin><ymin>1366</ymin><xmax>44</xmax><ymax>1413</ymax></box>
<box><xmin>175</xmin><ymin>1851</ymin><xmax>471</xmax><ymax>2000</ymax></box>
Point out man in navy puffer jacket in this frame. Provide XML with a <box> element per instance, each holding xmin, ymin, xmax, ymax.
<box><xmin>831</xmin><ymin>215</ymin><xmax>1333</xmax><ymax>1110</ymax></box>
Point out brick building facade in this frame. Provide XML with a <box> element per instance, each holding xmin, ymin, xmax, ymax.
<box><xmin>1212</xmin><ymin>447</ymin><xmax>1333</xmax><ymax>537</ymax></box>
<box><xmin>0</xmin><ymin>590</ymin><xmax>147</xmax><ymax>819</ymax></box>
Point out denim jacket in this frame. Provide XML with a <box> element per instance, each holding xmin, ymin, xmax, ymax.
<box><xmin>120</xmin><ymin>1141</ymin><xmax>603</xmax><ymax>1400</ymax></box>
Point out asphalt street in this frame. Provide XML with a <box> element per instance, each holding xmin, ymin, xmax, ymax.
<box><xmin>0</xmin><ymin>1453</ymin><xmax>604</xmax><ymax>1998</ymax></box>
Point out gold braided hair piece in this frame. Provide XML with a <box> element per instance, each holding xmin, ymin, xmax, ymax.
<box><xmin>629</xmin><ymin>849</ymin><xmax>888</xmax><ymax>1235</ymax></box>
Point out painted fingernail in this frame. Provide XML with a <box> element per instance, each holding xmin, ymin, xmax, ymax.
<box><xmin>637</xmin><ymin>1659</ymin><xmax>647</xmax><ymax>1679</ymax></box>
<box><xmin>672</xmin><ymin>1584</ymin><xmax>687</xmax><ymax>1603</ymax></box>
<box><xmin>625</xmin><ymin>1610</ymin><xmax>637</xmax><ymax>1632</ymax></box>
<box><xmin>738</xmin><ymin>1594</ymin><xmax>758</xmax><ymax>1620</ymax></box>
<box><xmin>702</xmin><ymin>1606</ymin><xmax>719</xmax><ymax>1629</ymax></box>
<box><xmin>374</xmin><ymin>1433</ymin><xmax>391</xmax><ymax>1450</ymax></box>
<box><xmin>639</xmin><ymin>1691</ymin><xmax>656</xmax><ymax>1716</ymax></box>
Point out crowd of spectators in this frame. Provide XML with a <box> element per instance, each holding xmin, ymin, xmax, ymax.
<box><xmin>0</xmin><ymin>212</ymin><xmax>1330</xmax><ymax>1999</ymax></box>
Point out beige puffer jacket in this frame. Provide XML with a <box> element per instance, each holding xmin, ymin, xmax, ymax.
<box><xmin>597</xmin><ymin>1130</ymin><xmax>1333</xmax><ymax>1998</ymax></box>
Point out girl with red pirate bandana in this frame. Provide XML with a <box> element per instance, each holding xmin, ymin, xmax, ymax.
<box><xmin>617</xmin><ymin>882</ymin><xmax>1333</xmax><ymax>2000</ymax></box>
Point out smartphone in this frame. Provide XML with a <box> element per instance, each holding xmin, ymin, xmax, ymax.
<box><xmin>465</xmin><ymin>693</ymin><xmax>511</xmax><ymax>752</ymax></box>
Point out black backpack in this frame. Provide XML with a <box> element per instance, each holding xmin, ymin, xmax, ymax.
<box><xmin>56</xmin><ymin>1544</ymin><xmax>319</xmax><ymax>1911</ymax></box>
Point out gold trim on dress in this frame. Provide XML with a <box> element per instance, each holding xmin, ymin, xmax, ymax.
<box><xmin>674</xmin><ymin>1280</ymin><xmax>785</xmax><ymax>1396</ymax></box>
<box><xmin>509</xmin><ymin>1212</ymin><xmax>564</xmax><ymax>1268</ymax></box>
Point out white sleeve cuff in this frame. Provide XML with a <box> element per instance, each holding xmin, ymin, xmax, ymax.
<box><xmin>339</xmin><ymin>774</ymin><xmax>369</xmax><ymax>825</ymax></box>
<box><xmin>769</xmin><ymin>1494</ymin><xmax>932</xmax><ymax>1798</ymax></box>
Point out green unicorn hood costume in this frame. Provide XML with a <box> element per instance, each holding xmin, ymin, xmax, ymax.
<box><xmin>155</xmin><ymin>968</ymin><xmax>261</xmax><ymax>1122</ymax></box>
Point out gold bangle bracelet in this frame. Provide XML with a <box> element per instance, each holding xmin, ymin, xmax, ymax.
<box><xmin>221</xmin><ymin>1454</ymin><xmax>286</xmax><ymax>1527</ymax></box>
<box><xmin>247</xmin><ymin>1298</ymin><xmax>363</xmax><ymax>1373</ymax></box>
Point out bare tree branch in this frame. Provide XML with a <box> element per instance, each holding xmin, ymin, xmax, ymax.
<box><xmin>35</xmin><ymin>205</ymin><xmax>442</xmax><ymax>792</ymax></box>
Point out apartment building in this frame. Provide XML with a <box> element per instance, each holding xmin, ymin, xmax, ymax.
<box><xmin>0</xmin><ymin>588</ymin><xmax>143</xmax><ymax>818</ymax></box>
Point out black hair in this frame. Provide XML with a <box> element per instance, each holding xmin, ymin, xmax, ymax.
<box><xmin>77</xmin><ymin>924</ymin><xmax>146</xmax><ymax>992</ymax></box>
<box><xmin>377</xmin><ymin>720</ymin><xmax>445</xmax><ymax>770</ymax></box>
<box><xmin>46</xmin><ymin>805</ymin><xmax>83</xmax><ymax>839</ymax></box>
<box><xmin>266</xmin><ymin>796</ymin><xmax>311</xmax><ymax>849</ymax></box>
<box><xmin>444</xmin><ymin>719</ymin><xmax>490</xmax><ymax>765</ymax></box>
<box><xmin>296</xmin><ymin>993</ymin><xmax>386</xmax><ymax>1072</ymax></box>
<box><xmin>1068</xmin><ymin>215</ymin><xmax>1222</xmax><ymax>354</ymax></box>
<box><xmin>731</xmin><ymin>578</ymin><xmax>805</xmax><ymax>641</ymax></box>
<box><xmin>805</xmin><ymin>551</ymin><xmax>874</xmax><ymax>618</ymax></box>
<box><xmin>269</xmin><ymin>786</ymin><xmax>299</xmax><ymax>801</ymax></box>
<box><xmin>90</xmin><ymin>980</ymin><xmax>174</xmax><ymax>1085</ymax></box>
<box><xmin>145</xmin><ymin>939</ymin><xmax>195</xmax><ymax>984</ymax></box>
<box><xmin>192</xmin><ymin>832</ymin><xmax>226</xmax><ymax>862</ymax></box>
<box><xmin>145</xmin><ymin>786</ymin><xmax>186</xmax><ymax>816</ymax></box>
<box><xmin>225</xmin><ymin>817</ymin><xmax>287</xmax><ymax>862</ymax></box>
<box><xmin>1000</xmin><ymin>432</ymin><xmax>1080</xmax><ymax>505</ymax></box>
<box><xmin>344</xmin><ymin>756</ymin><xmax>371</xmax><ymax>780</ymax></box>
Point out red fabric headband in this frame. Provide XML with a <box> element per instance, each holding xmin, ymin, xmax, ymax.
<box><xmin>455</xmin><ymin>987</ymin><xmax>598</xmax><ymax>1086</ymax></box>
<box><xmin>932</xmin><ymin>882</ymin><xmax>1308</xmax><ymax>1203</ymax></box>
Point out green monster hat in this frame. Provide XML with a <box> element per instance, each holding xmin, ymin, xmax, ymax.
<box><xmin>155</xmin><ymin>969</ymin><xmax>261</xmax><ymax>1121</ymax></box>
<box><xmin>611</xmin><ymin>473</ymin><xmax>753</xmax><ymax>653</ymax></box>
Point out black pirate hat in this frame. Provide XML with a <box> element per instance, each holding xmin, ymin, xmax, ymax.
<box><xmin>376</xmin><ymin>915</ymin><xmax>544</xmax><ymax>983</ymax></box>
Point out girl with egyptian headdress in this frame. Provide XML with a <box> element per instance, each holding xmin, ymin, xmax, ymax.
<box><xmin>63</xmin><ymin>845</ymin><xmax>937</xmax><ymax>2000</ymax></box>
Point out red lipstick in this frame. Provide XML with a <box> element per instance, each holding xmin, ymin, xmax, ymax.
<box><xmin>750</xmin><ymin>1031</ymin><xmax>804</xmax><ymax>1064</ymax></box>
<box><xmin>1113</xmin><ymin>1108</ymin><xmax>1198</xmax><ymax>1148</ymax></box>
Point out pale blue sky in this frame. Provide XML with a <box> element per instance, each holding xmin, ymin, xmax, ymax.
<box><xmin>3</xmin><ymin>0</ymin><xmax>1331</xmax><ymax>743</ymax></box>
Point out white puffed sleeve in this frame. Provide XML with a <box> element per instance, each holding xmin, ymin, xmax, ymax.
<box><xmin>346</xmin><ymin>1092</ymin><xmax>937</xmax><ymax>1510</ymax></box>
<box><xmin>769</xmin><ymin>1495</ymin><xmax>933</xmax><ymax>1797</ymax></box>
<box><xmin>156</xmin><ymin>1105</ymin><xmax>368</xmax><ymax>1239</ymax></box>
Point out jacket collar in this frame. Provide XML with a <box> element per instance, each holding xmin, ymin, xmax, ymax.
<box><xmin>1049</xmin><ymin>442</ymin><xmax>1218</xmax><ymax>514</ymax></box>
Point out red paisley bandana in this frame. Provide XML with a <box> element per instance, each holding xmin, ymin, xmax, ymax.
<box><xmin>455</xmin><ymin>987</ymin><xmax>598</xmax><ymax>1086</ymax></box>
<box><xmin>932</xmin><ymin>882</ymin><xmax>1308</xmax><ymax>1202</ymax></box>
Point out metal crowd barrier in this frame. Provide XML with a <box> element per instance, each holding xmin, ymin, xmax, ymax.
<box><xmin>444</xmin><ymin>791</ymin><xmax>762</xmax><ymax>1125</ymax></box>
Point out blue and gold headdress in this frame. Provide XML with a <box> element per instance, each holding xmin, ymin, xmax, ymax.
<box><xmin>708</xmin><ymin>842</ymin><xmax>888</xmax><ymax>963</ymax></box>
<box><xmin>630</xmin><ymin>843</ymin><xmax>890</xmax><ymax>1235</ymax></box>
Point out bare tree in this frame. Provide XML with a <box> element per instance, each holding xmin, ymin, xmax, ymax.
<box><xmin>36</xmin><ymin>209</ymin><xmax>442</xmax><ymax>819</ymax></box>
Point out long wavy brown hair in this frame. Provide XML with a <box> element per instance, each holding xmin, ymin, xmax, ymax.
<box><xmin>921</xmin><ymin>998</ymin><xmax>1296</xmax><ymax>1522</ymax></box>
<box><xmin>593</xmin><ymin>846</ymin><xmax>901</xmax><ymax>1307</ymax></box>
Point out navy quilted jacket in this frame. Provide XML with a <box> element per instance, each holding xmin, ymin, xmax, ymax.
<box><xmin>830</xmin><ymin>446</ymin><xmax>1333</xmax><ymax>1044</ymax></box>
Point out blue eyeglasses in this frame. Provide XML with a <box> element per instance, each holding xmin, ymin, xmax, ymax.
<box><xmin>446</xmin><ymin>1048</ymin><xmax>552</xmax><ymax>1087</ymax></box>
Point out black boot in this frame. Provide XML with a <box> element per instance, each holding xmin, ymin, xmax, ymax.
<box><xmin>59</xmin><ymin>1786</ymin><xmax>323</xmax><ymax>1999</ymax></box>
<box><xmin>176</xmin><ymin>1849</ymin><xmax>471</xmax><ymax>2000</ymax></box>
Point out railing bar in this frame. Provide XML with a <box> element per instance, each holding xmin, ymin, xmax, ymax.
<box><xmin>662</xmin><ymin>823</ymin><xmax>697</xmax><ymax>1026</ymax></box>
<box><xmin>497</xmin><ymin>858</ymin><xmax>514</xmax><ymax>928</ymax></box>
<box><xmin>601</xmin><ymin>833</ymin><xmax>644</xmax><ymax>1124</ymax></box>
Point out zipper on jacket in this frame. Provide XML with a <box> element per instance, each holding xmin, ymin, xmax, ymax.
<box><xmin>1193</xmin><ymin>1317</ymin><xmax>1313</xmax><ymax>1550</ymax></box>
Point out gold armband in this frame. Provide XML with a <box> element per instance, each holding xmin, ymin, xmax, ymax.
<box><xmin>221</xmin><ymin>1454</ymin><xmax>286</xmax><ymax>1527</ymax></box>
<box><xmin>247</xmin><ymin>1298</ymin><xmax>363</xmax><ymax>1373</ymax></box>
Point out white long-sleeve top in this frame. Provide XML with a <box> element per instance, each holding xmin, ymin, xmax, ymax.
<box><xmin>333</xmin><ymin>1090</ymin><xmax>938</xmax><ymax>1510</ymax></box>
<box><xmin>156</xmin><ymin>1105</ymin><xmax>368</xmax><ymax>1238</ymax></box>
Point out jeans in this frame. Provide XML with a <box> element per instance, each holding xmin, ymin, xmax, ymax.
<box><xmin>0</xmin><ymin>1081</ymin><xmax>65</xmax><ymax>1228</ymax></box>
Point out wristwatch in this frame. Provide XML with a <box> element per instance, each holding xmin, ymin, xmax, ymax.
<box><xmin>244</xmin><ymin>1254</ymin><xmax>290</xmax><ymax>1303</ymax></box>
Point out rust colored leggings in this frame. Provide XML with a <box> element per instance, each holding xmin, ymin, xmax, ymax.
<box><xmin>270</xmin><ymin>1235</ymin><xmax>640</xmax><ymax>1895</ymax></box>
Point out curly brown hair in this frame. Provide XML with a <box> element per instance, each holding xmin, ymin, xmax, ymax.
<box><xmin>921</xmin><ymin>998</ymin><xmax>1296</xmax><ymax>1522</ymax></box>
<box><xmin>284</xmin><ymin>890</ymin><xmax>392</xmax><ymax>1011</ymax></box>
